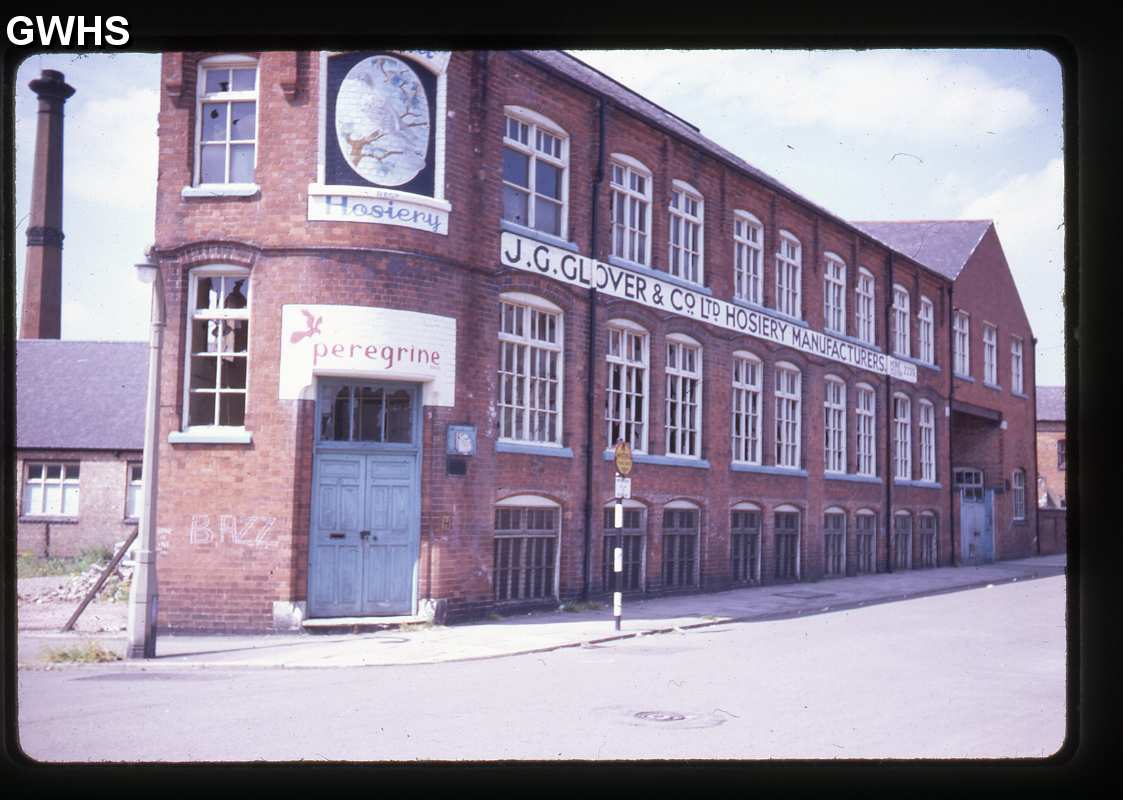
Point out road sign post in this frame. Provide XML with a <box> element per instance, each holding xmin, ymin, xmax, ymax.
<box><xmin>612</xmin><ymin>440</ymin><xmax>632</xmax><ymax>632</ymax></box>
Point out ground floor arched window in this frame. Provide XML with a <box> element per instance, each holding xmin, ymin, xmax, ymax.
<box><xmin>662</xmin><ymin>502</ymin><xmax>699</xmax><ymax>588</ymax></box>
<box><xmin>824</xmin><ymin>508</ymin><xmax>846</xmax><ymax>576</ymax></box>
<box><xmin>892</xmin><ymin>511</ymin><xmax>913</xmax><ymax>570</ymax></box>
<box><xmin>603</xmin><ymin>500</ymin><xmax>645</xmax><ymax>592</ymax></box>
<box><xmin>493</xmin><ymin>496</ymin><xmax>560</xmax><ymax>601</ymax></box>
<box><xmin>774</xmin><ymin>506</ymin><xmax>800</xmax><ymax>580</ymax></box>
<box><xmin>730</xmin><ymin>503</ymin><xmax>761</xmax><ymax>584</ymax></box>
<box><xmin>918</xmin><ymin>511</ymin><xmax>937</xmax><ymax>567</ymax></box>
<box><xmin>855</xmin><ymin>510</ymin><xmax>877</xmax><ymax>574</ymax></box>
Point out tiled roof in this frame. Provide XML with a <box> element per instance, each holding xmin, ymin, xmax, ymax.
<box><xmin>849</xmin><ymin>220</ymin><xmax>993</xmax><ymax>280</ymax></box>
<box><xmin>16</xmin><ymin>340</ymin><xmax>148</xmax><ymax>450</ymax></box>
<box><xmin>1036</xmin><ymin>385</ymin><xmax>1065</xmax><ymax>422</ymax></box>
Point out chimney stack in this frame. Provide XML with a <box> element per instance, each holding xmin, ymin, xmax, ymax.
<box><xmin>20</xmin><ymin>69</ymin><xmax>75</xmax><ymax>339</ymax></box>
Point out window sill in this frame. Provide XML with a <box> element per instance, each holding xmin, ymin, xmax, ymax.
<box><xmin>825</xmin><ymin>473</ymin><xmax>882</xmax><ymax>485</ymax></box>
<box><xmin>954</xmin><ymin>373</ymin><xmax>974</xmax><ymax>382</ymax></box>
<box><xmin>496</xmin><ymin>442</ymin><xmax>574</xmax><ymax>458</ymax></box>
<box><xmin>602</xmin><ymin>449</ymin><xmax>710</xmax><ymax>469</ymax></box>
<box><xmin>181</xmin><ymin>184</ymin><xmax>261</xmax><ymax>199</ymax></box>
<box><xmin>606</xmin><ymin>256</ymin><xmax>713</xmax><ymax>296</ymax></box>
<box><xmin>19</xmin><ymin>515</ymin><xmax>78</xmax><ymax>524</ymax></box>
<box><xmin>983</xmin><ymin>382</ymin><xmax>1003</xmax><ymax>392</ymax></box>
<box><xmin>1011</xmin><ymin>391</ymin><xmax>1029</xmax><ymax>399</ymax></box>
<box><xmin>307</xmin><ymin>183</ymin><xmax>452</xmax><ymax>212</ymax></box>
<box><xmin>895</xmin><ymin>352</ymin><xmax>940</xmax><ymax>372</ymax></box>
<box><xmin>894</xmin><ymin>479</ymin><xmax>943</xmax><ymax>489</ymax></box>
<box><xmin>731</xmin><ymin>463</ymin><xmax>808</xmax><ymax>477</ymax></box>
<box><xmin>499</xmin><ymin>220</ymin><xmax>579</xmax><ymax>252</ymax></box>
<box><xmin>768</xmin><ymin>308</ymin><xmax>808</xmax><ymax>328</ymax></box>
<box><xmin>168</xmin><ymin>429</ymin><xmax>254</xmax><ymax>445</ymax></box>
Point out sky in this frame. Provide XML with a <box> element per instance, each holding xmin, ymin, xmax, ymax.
<box><xmin>11</xmin><ymin>48</ymin><xmax>1065</xmax><ymax>384</ymax></box>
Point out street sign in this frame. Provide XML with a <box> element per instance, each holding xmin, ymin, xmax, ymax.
<box><xmin>614</xmin><ymin>475</ymin><xmax>631</xmax><ymax>500</ymax></box>
<box><xmin>613</xmin><ymin>441</ymin><xmax>633</xmax><ymax>476</ymax></box>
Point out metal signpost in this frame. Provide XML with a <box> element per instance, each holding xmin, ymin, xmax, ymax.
<box><xmin>612</xmin><ymin>441</ymin><xmax>633</xmax><ymax>631</ymax></box>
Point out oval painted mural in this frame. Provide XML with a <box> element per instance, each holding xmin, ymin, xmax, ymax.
<box><xmin>334</xmin><ymin>55</ymin><xmax>430</xmax><ymax>187</ymax></box>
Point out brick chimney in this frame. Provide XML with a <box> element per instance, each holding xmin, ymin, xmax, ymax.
<box><xmin>20</xmin><ymin>69</ymin><xmax>75</xmax><ymax>339</ymax></box>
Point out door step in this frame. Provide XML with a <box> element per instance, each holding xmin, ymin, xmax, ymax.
<box><xmin>302</xmin><ymin>614</ymin><xmax>430</xmax><ymax>634</ymax></box>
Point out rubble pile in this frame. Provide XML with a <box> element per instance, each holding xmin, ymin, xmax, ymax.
<box><xmin>24</xmin><ymin>560</ymin><xmax>133</xmax><ymax>604</ymax></box>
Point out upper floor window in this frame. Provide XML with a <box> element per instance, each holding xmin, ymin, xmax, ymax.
<box><xmin>22</xmin><ymin>462</ymin><xmax>80</xmax><ymax>517</ymax></box>
<box><xmin>823</xmin><ymin>376</ymin><xmax>846</xmax><ymax>474</ymax></box>
<box><xmin>823</xmin><ymin>254</ymin><xmax>846</xmax><ymax>335</ymax></box>
<box><xmin>1057</xmin><ymin>439</ymin><xmax>1066</xmax><ymax>470</ymax></box>
<box><xmin>498</xmin><ymin>294</ymin><xmax>563</xmax><ymax>445</ymax></box>
<box><xmin>775</xmin><ymin>362</ymin><xmax>801</xmax><ymax>469</ymax></box>
<box><xmin>919</xmin><ymin>399</ymin><xmax>935</xmax><ymax>482</ymax></box>
<box><xmin>919</xmin><ymin>296</ymin><xmax>934</xmax><ymax>365</ymax></box>
<box><xmin>668</xmin><ymin>182</ymin><xmax>703</xmax><ymax>285</ymax></box>
<box><xmin>195</xmin><ymin>56</ymin><xmax>258</xmax><ymax>186</ymax></box>
<box><xmin>983</xmin><ymin>324</ymin><xmax>998</xmax><ymax>385</ymax></box>
<box><xmin>893</xmin><ymin>393</ymin><xmax>912</xmax><ymax>480</ymax></box>
<box><xmin>502</xmin><ymin>109</ymin><xmax>568</xmax><ymax>238</ymax></box>
<box><xmin>856</xmin><ymin>383</ymin><xmax>876</xmax><ymax>477</ymax></box>
<box><xmin>733</xmin><ymin>211</ymin><xmax>763</xmax><ymax>305</ymax></box>
<box><xmin>665</xmin><ymin>335</ymin><xmax>702</xmax><ymax>458</ymax></box>
<box><xmin>893</xmin><ymin>285</ymin><xmax>910</xmax><ymax>357</ymax></box>
<box><xmin>731</xmin><ymin>351</ymin><xmax>762</xmax><ymax>465</ymax></box>
<box><xmin>185</xmin><ymin>267</ymin><xmax>251</xmax><ymax>429</ymax></box>
<box><xmin>775</xmin><ymin>231</ymin><xmax>802</xmax><ymax>319</ymax></box>
<box><xmin>954</xmin><ymin>311</ymin><xmax>970</xmax><ymax>376</ymax></box>
<box><xmin>856</xmin><ymin>268</ymin><xmax>876</xmax><ymax>345</ymax></box>
<box><xmin>1011</xmin><ymin>337</ymin><xmax>1024</xmax><ymax>394</ymax></box>
<box><xmin>605</xmin><ymin>320</ymin><xmax>649</xmax><ymax>452</ymax></box>
<box><xmin>1012</xmin><ymin>468</ymin><xmax>1026</xmax><ymax>520</ymax></box>
<box><xmin>610</xmin><ymin>156</ymin><xmax>652</xmax><ymax>266</ymax></box>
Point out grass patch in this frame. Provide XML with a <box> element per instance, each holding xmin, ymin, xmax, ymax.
<box><xmin>43</xmin><ymin>641</ymin><xmax>121</xmax><ymax>664</ymax></box>
<box><xmin>559</xmin><ymin>600</ymin><xmax>602</xmax><ymax>613</ymax></box>
<box><xmin>17</xmin><ymin>546</ymin><xmax>114</xmax><ymax>579</ymax></box>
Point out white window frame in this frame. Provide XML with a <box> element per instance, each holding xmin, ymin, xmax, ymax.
<box><xmin>983</xmin><ymin>323</ymin><xmax>998</xmax><ymax>385</ymax></box>
<box><xmin>125</xmin><ymin>461</ymin><xmax>143</xmax><ymax>521</ymax></box>
<box><xmin>856</xmin><ymin>268</ymin><xmax>875</xmax><ymax>345</ymax></box>
<box><xmin>733</xmin><ymin>211</ymin><xmax>763</xmax><ymax>305</ymax></box>
<box><xmin>610</xmin><ymin>154</ymin><xmax>652</xmax><ymax>266</ymax></box>
<box><xmin>497</xmin><ymin>293</ymin><xmax>564</xmax><ymax>446</ymax></box>
<box><xmin>21</xmin><ymin>461</ymin><xmax>80</xmax><ymax>517</ymax></box>
<box><xmin>774</xmin><ymin>362</ymin><xmax>802</xmax><ymax>469</ymax></box>
<box><xmin>856</xmin><ymin>382</ymin><xmax>876</xmax><ymax>477</ymax></box>
<box><xmin>893</xmin><ymin>392</ymin><xmax>912</xmax><ymax>481</ymax></box>
<box><xmin>181</xmin><ymin>265</ymin><xmax>252</xmax><ymax>433</ymax></box>
<box><xmin>1011</xmin><ymin>337</ymin><xmax>1024</xmax><ymax>394</ymax></box>
<box><xmin>668</xmin><ymin>180</ymin><xmax>704</xmax><ymax>285</ymax></box>
<box><xmin>605</xmin><ymin>319</ymin><xmax>649</xmax><ymax>453</ymax></box>
<box><xmin>919</xmin><ymin>296</ymin><xmax>934</xmax><ymax>365</ymax></box>
<box><xmin>954</xmin><ymin>311</ymin><xmax>970</xmax><ymax>377</ymax></box>
<box><xmin>823</xmin><ymin>253</ymin><xmax>846</xmax><ymax>335</ymax></box>
<box><xmin>493</xmin><ymin>494</ymin><xmax>561</xmax><ymax>602</ymax></box>
<box><xmin>194</xmin><ymin>54</ymin><xmax>259</xmax><ymax>188</ymax></box>
<box><xmin>893</xmin><ymin>284</ymin><xmax>911</xmax><ymax>358</ymax></box>
<box><xmin>665</xmin><ymin>334</ymin><xmax>703</xmax><ymax>458</ymax></box>
<box><xmin>731</xmin><ymin>350</ymin><xmax>762</xmax><ymax>465</ymax></box>
<box><xmin>502</xmin><ymin>107</ymin><xmax>569</xmax><ymax>238</ymax></box>
<box><xmin>1012</xmin><ymin>469</ymin><xmax>1026</xmax><ymax>520</ymax></box>
<box><xmin>775</xmin><ymin>231</ymin><xmax>802</xmax><ymax>319</ymax></box>
<box><xmin>823</xmin><ymin>375</ymin><xmax>846</xmax><ymax>474</ymax></box>
<box><xmin>919</xmin><ymin>400</ymin><xmax>935</xmax><ymax>482</ymax></box>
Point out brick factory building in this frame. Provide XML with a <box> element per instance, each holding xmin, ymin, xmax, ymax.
<box><xmin>142</xmin><ymin>50</ymin><xmax>1041</xmax><ymax>632</ymax></box>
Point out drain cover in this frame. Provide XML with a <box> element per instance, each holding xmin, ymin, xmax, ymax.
<box><xmin>634</xmin><ymin>711</ymin><xmax>686</xmax><ymax>722</ymax></box>
<box><xmin>773</xmin><ymin>590</ymin><xmax>836</xmax><ymax>599</ymax></box>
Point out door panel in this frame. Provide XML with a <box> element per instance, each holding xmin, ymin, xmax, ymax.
<box><xmin>361</xmin><ymin>455</ymin><xmax>417</xmax><ymax>613</ymax></box>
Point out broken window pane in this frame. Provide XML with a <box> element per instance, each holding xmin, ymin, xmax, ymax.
<box><xmin>205</xmin><ymin>68</ymin><xmax>231</xmax><ymax>94</ymax></box>
<box><xmin>201</xmin><ymin>103</ymin><xmax>227</xmax><ymax>142</ymax></box>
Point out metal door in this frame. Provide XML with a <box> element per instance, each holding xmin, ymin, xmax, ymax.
<box><xmin>308</xmin><ymin>381</ymin><xmax>420</xmax><ymax>617</ymax></box>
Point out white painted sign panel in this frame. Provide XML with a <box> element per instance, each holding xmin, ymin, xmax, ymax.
<box><xmin>500</xmin><ymin>232</ymin><xmax>918</xmax><ymax>384</ymax></box>
<box><xmin>308</xmin><ymin>191</ymin><xmax>449</xmax><ymax>235</ymax></box>
<box><xmin>614</xmin><ymin>476</ymin><xmax>632</xmax><ymax>500</ymax></box>
<box><xmin>279</xmin><ymin>304</ymin><xmax>456</xmax><ymax>406</ymax></box>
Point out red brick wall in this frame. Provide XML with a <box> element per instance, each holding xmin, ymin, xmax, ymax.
<box><xmin>1036</xmin><ymin>422</ymin><xmax>1066</xmax><ymax>508</ymax></box>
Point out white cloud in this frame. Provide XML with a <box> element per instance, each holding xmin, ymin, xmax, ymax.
<box><xmin>573</xmin><ymin>49</ymin><xmax>1039</xmax><ymax>143</ymax></box>
<box><xmin>66</xmin><ymin>87</ymin><xmax>159</xmax><ymax>211</ymax></box>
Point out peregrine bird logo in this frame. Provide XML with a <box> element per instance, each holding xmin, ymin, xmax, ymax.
<box><xmin>290</xmin><ymin>308</ymin><xmax>323</xmax><ymax>344</ymax></box>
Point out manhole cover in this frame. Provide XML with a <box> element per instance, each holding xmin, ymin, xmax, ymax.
<box><xmin>634</xmin><ymin>710</ymin><xmax>686</xmax><ymax>722</ymax></box>
<box><xmin>773</xmin><ymin>590</ymin><xmax>836</xmax><ymax>599</ymax></box>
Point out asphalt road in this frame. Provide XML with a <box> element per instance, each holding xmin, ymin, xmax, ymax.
<box><xmin>16</xmin><ymin>575</ymin><xmax>1066</xmax><ymax>761</ymax></box>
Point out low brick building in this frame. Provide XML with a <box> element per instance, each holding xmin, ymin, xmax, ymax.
<box><xmin>1036</xmin><ymin>386</ymin><xmax>1065</xmax><ymax>509</ymax></box>
<box><xmin>15</xmin><ymin>340</ymin><xmax>147</xmax><ymax>558</ymax></box>
<box><xmin>144</xmin><ymin>50</ymin><xmax>1041</xmax><ymax>632</ymax></box>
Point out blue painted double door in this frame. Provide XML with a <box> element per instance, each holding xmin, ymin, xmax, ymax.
<box><xmin>308</xmin><ymin>381</ymin><xmax>420</xmax><ymax>617</ymax></box>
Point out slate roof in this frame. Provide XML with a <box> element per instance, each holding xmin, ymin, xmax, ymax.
<box><xmin>1036</xmin><ymin>385</ymin><xmax>1066</xmax><ymax>422</ymax></box>
<box><xmin>849</xmin><ymin>220</ymin><xmax>993</xmax><ymax>280</ymax></box>
<box><xmin>16</xmin><ymin>340</ymin><xmax>148</xmax><ymax>450</ymax></box>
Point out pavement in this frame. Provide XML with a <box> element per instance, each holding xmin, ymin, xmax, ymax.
<box><xmin>17</xmin><ymin>553</ymin><xmax>1066</xmax><ymax>670</ymax></box>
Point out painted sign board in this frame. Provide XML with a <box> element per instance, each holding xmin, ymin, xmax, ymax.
<box><xmin>615</xmin><ymin>476</ymin><xmax>632</xmax><ymax>500</ymax></box>
<box><xmin>500</xmin><ymin>231</ymin><xmax>919</xmax><ymax>384</ymax></box>
<box><xmin>614</xmin><ymin>440</ymin><xmax>633</xmax><ymax>476</ymax></box>
<box><xmin>279</xmin><ymin>304</ymin><xmax>456</xmax><ymax>406</ymax></box>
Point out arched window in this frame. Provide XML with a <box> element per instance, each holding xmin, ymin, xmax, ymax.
<box><xmin>610</xmin><ymin>154</ymin><xmax>652</xmax><ymax>265</ymax></box>
<box><xmin>603</xmin><ymin>499</ymin><xmax>646</xmax><ymax>592</ymax></box>
<box><xmin>918</xmin><ymin>511</ymin><xmax>938</xmax><ymax>567</ymax></box>
<box><xmin>892</xmin><ymin>510</ymin><xmax>913</xmax><ymax>570</ymax></box>
<box><xmin>823</xmin><ymin>253</ymin><xmax>846</xmax><ymax>334</ymax></box>
<box><xmin>893</xmin><ymin>393</ymin><xmax>912</xmax><ymax>481</ymax></box>
<box><xmin>502</xmin><ymin>107</ymin><xmax>569</xmax><ymax>237</ymax></box>
<box><xmin>774</xmin><ymin>504</ymin><xmax>801</xmax><ymax>580</ymax></box>
<box><xmin>919</xmin><ymin>297</ymin><xmax>934</xmax><ymax>364</ymax></box>
<box><xmin>775</xmin><ymin>231</ymin><xmax>802</xmax><ymax>319</ymax></box>
<box><xmin>775</xmin><ymin>362</ymin><xmax>801</xmax><ymax>469</ymax></box>
<box><xmin>919</xmin><ymin>400</ymin><xmax>936</xmax><ymax>482</ymax></box>
<box><xmin>954</xmin><ymin>311</ymin><xmax>970</xmax><ymax>376</ymax></box>
<box><xmin>893</xmin><ymin>284</ymin><xmax>911</xmax><ymax>357</ymax></box>
<box><xmin>731</xmin><ymin>351</ymin><xmax>762</xmax><ymax>465</ymax></box>
<box><xmin>605</xmin><ymin>319</ymin><xmax>649</xmax><ymax>452</ymax></box>
<box><xmin>824</xmin><ymin>375</ymin><xmax>846</xmax><ymax>474</ymax></box>
<box><xmin>856</xmin><ymin>383</ymin><xmax>876</xmax><ymax>477</ymax></box>
<box><xmin>497</xmin><ymin>293</ymin><xmax>563</xmax><ymax>445</ymax></box>
<box><xmin>669</xmin><ymin>180</ymin><xmax>704</xmax><ymax>285</ymax></box>
<box><xmin>731</xmin><ymin>501</ymin><xmax>761</xmax><ymax>584</ymax></box>
<box><xmin>182</xmin><ymin>265</ymin><xmax>251</xmax><ymax>431</ymax></box>
<box><xmin>824</xmin><ymin>507</ymin><xmax>846</xmax><ymax>577</ymax></box>
<box><xmin>662</xmin><ymin>500</ymin><xmax>700</xmax><ymax>588</ymax></box>
<box><xmin>194</xmin><ymin>55</ymin><xmax>258</xmax><ymax>187</ymax></box>
<box><xmin>856</xmin><ymin>268</ymin><xmax>876</xmax><ymax>345</ymax></box>
<box><xmin>855</xmin><ymin>509</ymin><xmax>877</xmax><ymax>574</ymax></box>
<box><xmin>1012</xmin><ymin>469</ymin><xmax>1026</xmax><ymax>520</ymax></box>
<box><xmin>494</xmin><ymin>495</ymin><xmax>560</xmax><ymax>601</ymax></box>
<box><xmin>733</xmin><ymin>211</ymin><xmax>763</xmax><ymax>304</ymax></box>
<box><xmin>665</xmin><ymin>334</ymin><xmax>703</xmax><ymax>458</ymax></box>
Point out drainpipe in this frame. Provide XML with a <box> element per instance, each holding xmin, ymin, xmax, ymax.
<box><xmin>884</xmin><ymin>252</ymin><xmax>893</xmax><ymax>573</ymax></box>
<box><xmin>580</xmin><ymin>96</ymin><xmax>606</xmax><ymax>601</ymax></box>
<box><xmin>948</xmin><ymin>284</ymin><xmax>957</xmax><ymax>566</ymax></box>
